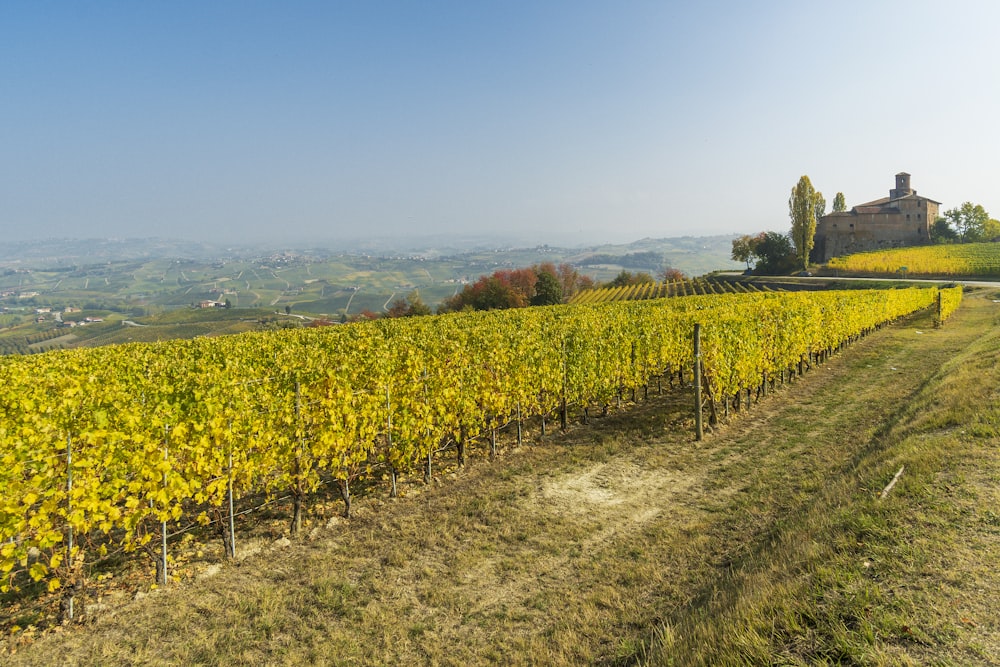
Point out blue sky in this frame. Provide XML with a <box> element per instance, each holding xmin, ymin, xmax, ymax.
<box><xmin>2</xmin><ymin>1</ymin><xmax>998</xmax><ymax>246</ymax></box>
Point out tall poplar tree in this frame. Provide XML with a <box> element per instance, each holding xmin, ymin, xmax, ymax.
<box><xmin>832</xmin><ymin>192</ymin><xmax>847</xmax><ymax>212</ymax></box>
<box><xmin>789</xmin><ymin>175</ymin><xmax>819</xmax><ymax>271</ymax></box>
<box><xmin>813</xmin><ymin>191</ymin><xmax>826</xmax><ymax>224</ymax></box>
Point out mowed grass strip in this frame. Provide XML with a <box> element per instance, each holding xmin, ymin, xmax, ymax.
<box><xmin>6</xmin><ymin>293</ymin><xmax>999</xmax><ymax>666</ymax></box>
<box><xmin>644</xmin><ymin>292</ymin><xmax>1000</xmax><ymax>666</ymax></box>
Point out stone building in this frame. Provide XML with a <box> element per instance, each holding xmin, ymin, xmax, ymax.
<box><xmin>812</xmin><ymin>172</ymin><xmax>940</xmax><ymax>262</ymax></box>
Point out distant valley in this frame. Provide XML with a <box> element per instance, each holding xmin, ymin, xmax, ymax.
<box><xmin>0</xmin><ymin>235</ymin><xmax>741</xmax><ymax>352</ymax></box>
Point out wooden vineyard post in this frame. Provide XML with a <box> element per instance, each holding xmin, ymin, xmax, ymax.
<box><xmin>694</xmin><ymin>323</ymin><xmax>703</xmax><ymax>441</ymax></box>
<box><xmin>560</xmin><ymin>338</ymin><xmax>568</xmax><ymax>432</ymax></box>
<box><xmin>422</xmin><ymin>369</ymin><xmax>432</xmax><ymax>484</ymax></box>
<box><xmin>226</xmin><ymin>440</ymin><xmax>236</xmax><ymax>559</ymax></box>
<box><xmin>64</xmin><ymin>433</ymin><xmax>75</xmax><ymax>621</ymax></box>
<box><xmin>160</xmin><ymin>427</ymin><xmax>169</xmax><ymax>586</ymax></box>
<box><xmin>516</xmin><ymin>402</ymin><xmax>523</xmax><ymax>447</ymax></box>
<box><xmin>386</xmin><ymin>386</ymin><xmax>397</xmax><ymax>497</ymax></box>
<box><xmin>630</xmin><ymin>342</ymin><xmax>637</xmax><ymax>404</ymax></box>
<box><xmin>291</xmin><ymin>381</ymin><xmax>304</xmax><ymax>534</ymax></box>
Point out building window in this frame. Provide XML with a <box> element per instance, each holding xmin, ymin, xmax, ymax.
<box><xmin>906</xmin><ymin>214</ymin><xmax>911</xmax><ymax>220</ymax></box>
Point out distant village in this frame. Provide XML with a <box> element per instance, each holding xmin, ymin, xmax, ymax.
<box><xmin>20</xmin><ymin>305</ymin><xmax>104</xmax><ymax>327</ymax></box>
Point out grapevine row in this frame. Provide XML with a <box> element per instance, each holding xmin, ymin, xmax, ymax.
<box><xmin>827</xmin><ymin>241</ymin><xmax>1000</xmax><ymax>276</ymax></box>
<box><xmin>568</xmin><ymin>278</ymin><xmax>765</xmax><ymax>304</ymax></box>
<box><xmin>937</xmin><ymin>285</ymin><xmax>963</xmax><ymax>325</ymax></box>
<box><xmin>0</xmin><ymin>287</ymin><xmax>943</xmax><ymax>597</ymax></box>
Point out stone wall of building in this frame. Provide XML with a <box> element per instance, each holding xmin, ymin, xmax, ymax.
<box><xmin>812</xmin><ymin>173</ymin><xmax>940</xmax><ymax>262</ymax></box>
<box><xmin>814</xmin><ymin>211</ymin><xmax>928</xmax><ymax>260</ymax></box>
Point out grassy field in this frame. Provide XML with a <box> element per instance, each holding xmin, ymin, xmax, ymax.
<box><xmin>4</xmin><ymin>292</ymin><xmax>999</xmax><ymax>665</ymax></box>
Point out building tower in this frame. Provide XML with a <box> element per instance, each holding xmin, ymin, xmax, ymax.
<box><xmin>890</xmin><ymin>172</ymin><xmax>914</xmax><ymax>199</ymax></box>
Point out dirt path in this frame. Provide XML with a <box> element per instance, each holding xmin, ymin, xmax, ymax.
<box><xmin>8</xmin><ymin>296</ymin><xmax>998</xmax><ymax>666</ymax></box>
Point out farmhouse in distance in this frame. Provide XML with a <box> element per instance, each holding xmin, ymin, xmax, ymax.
<box><xmin>812</xmin><ymin>172</ymin><xmax>941</xmax><ymax>262</ymax></box>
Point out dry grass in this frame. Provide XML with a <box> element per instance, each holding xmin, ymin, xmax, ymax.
<box><xmin>5</xmin><ymin>293</ymin><xmax>1000</xmax><ymax>665</ymax></box>
<box><xmin>644</xmin><ymin>292</ymin><xmax>1000</xmax><ymax>666</ymax></box>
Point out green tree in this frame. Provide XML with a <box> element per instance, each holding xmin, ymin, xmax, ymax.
<box><xmin>789</xmin><ymin>175</ymin><xmax>821</xmax><ymax>271</ymax></box>
<box><xmin>531</xmin><ymin>271</ymin><xmax>563</xmax><ymax>306</ymax></box>
<box><xmin>754</xmin><ymin>232</ymin><xmax>797</xmax><ymax>275</ymax></box>
<box><xmin>608</xmin><ymin>270</ymin><xmax>632</xmax><ymax>288</ymax></box>
<box><xmin>606</xmin><ymin>270</ymin><xmax>655</xmax><ymax>288</ymax></box>
<box><xmin>386</xmin><ymin>291</ymin><xmax>431</xmax><ymax>317</ymax></box>
<box><xmin>944</xmin><ymin>202</ymin><xmax>991</xmax><ymax>242</ymax></box>
<box><xmin>930</xmin><ymin>217</ymin><xmax>959</xmax><ymax>244</ymax></box>
<box><xmin>730</xmin><ymin>234</ymin><xmax>759</xmax><ymax>271</ymax></box>
<box><xmin>832</xmin><ymin>192</ymin><xmax>847</xmax><ymax>212</ymax></box>
<box><xmin>404</xmin><ymin>291</ymin><xmax>432</xmax><ymax>316</ymax></box>
<box><xmin>985</xmin><ymin>218</ymin><xmax>1000</xmax><ymax>240</ymax></box>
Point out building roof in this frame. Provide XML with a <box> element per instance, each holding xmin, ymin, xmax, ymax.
<box><xmin>897</xmin><ymin>192</ymin><xmax>942</xmax><ymax>205</ymax></box>
<box><xmin>854</xmin><ymin>196</ymin><xmax>892</xmax><ymax>208</ymax></box>
<box><xmin>854</xmin><ymin>192</ymin><xmax>942</xmax><ymax>208</ymax></box>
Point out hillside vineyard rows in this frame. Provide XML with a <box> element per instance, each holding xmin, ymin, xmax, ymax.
<box><xmin>828</xmin><ymin>241</ymin><xmax>1000</xmax><ymax>276</ymax></box>
<box><xmin>0</xmin><ymin>287</ymin><xmax>959</xmax><ymax>604</ymax></box>
<box><xmin>567</xmin><ymin>277</ymin><xmax>764</xmax><ymax>304</ymax></box>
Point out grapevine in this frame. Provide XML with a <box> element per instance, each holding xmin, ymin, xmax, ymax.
<box><xmin>0</xmin><ymin>287</ymin><xmax>944</xmax><ymax>598</ymax></box>
<box><xmin>828</xmin><ymin>242</ymin><xmax>1000</xmax><ymax>276</ymax></box>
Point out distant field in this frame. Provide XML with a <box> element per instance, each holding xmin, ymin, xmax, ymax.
<box><xmin>1</xmin><ymin>255</ymin><xmax>473</xmax><ymax>317</ymax></box>
<box><xmin>0</xmin><ymin>236</ymin><xmax>742</xmax><ymax>352</ymax></box>
<box><xmin>827</xmin><ymin>241</ymin><xmax>1000</xmax><ymax>276</ymax></box>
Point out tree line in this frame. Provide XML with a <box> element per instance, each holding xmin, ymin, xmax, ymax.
<box><xmin>432</xmin><ymin>263</ymin><xmax>684</xmax><ymax>313</ymax></box>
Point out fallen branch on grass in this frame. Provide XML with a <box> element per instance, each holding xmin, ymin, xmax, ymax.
<box><xmin>879</xmin><ymin>465</ymin><xmax>905</xmax><ymax>500</ymax></box>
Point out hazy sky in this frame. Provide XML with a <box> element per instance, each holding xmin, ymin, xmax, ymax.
<box><xmin>2</xmin><ymin>1</ymin><xmax>998</xmax><ymax>246</ymax></box>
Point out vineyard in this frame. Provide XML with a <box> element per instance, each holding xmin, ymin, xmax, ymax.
<box><xmin>827</xmin><ymin>241</ymin><xmax>1000</xmax><ymax>276</ymax></box>
<box><xmin>0</xmin><ymin>286</ymin><xmax>960</xmax><ymax>624</ymax></box>
<box><xmin>567</xmin><ymin>277</ymin><xmax>767</xmax><ymax>304</ymax></box>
